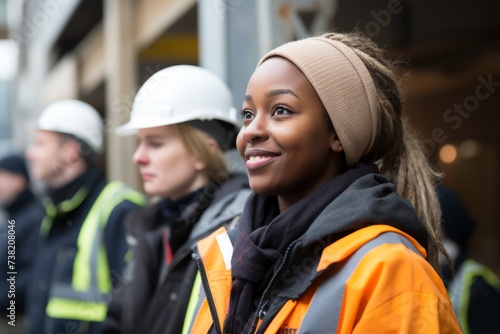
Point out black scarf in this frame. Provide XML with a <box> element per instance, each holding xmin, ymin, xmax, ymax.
<box><xmin>159</xmin><ymin>187</ymin><xmax>206</xmax><ymax>222</ymax></box>
<box><xmin>223</xmin><ymin>163</ymin><xmax>378</xmax><ymax>333</ymax></box>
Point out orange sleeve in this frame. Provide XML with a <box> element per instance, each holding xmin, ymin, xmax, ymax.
<box><xmin>339</xmin><ymin>243</ymin><xmax>463</xmax><ymax>333</ymax></box>
<box><xmin>351</xmin><ymin>291</ymin><xmax>463</xmax><ymax>333</ymax></box>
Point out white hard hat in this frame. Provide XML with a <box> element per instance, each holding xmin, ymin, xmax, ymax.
<box><xmin>37</xmin><ymin>99</ymin><xmax>103</xmax><ymax>153</ymax></box>
<box><xmin>115</xmin><ymin>65</ymin><xmax>240</xmax><ymax>149</ymax></box>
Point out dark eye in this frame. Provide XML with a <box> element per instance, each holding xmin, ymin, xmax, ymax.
<box><xmin>272</xmin><ymin>105</ymin><xmax>292</xmax><ymax>116</ymax></box>
<box><xmin>240</xmin><ymin>109</ymin><xmax>254</xmax><ymax>120</ymax></box>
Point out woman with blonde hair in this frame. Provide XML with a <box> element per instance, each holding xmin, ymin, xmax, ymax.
<box><xmin>102</xmin><ymin>65</ymin><xmax>250</xmax><ymax>334</ymax></box>
<box><xmin>188</xmin><ymin>33</ymin><xmax>462</xmax><ymax>333</ymax></box>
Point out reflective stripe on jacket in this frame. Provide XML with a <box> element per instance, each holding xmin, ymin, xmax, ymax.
<box><xmin>190</xmin><ymin>224</ymin><xmax>462</xmax><ymax>333</ymax></box>
<box><xmin>44</xmin><ymin>181</ymin><xmax>146</xmax><ymax>322</ymax></box>
<box><xmin>448</xmin><ymin>259</ymin><xmax>500</xmax><ymax>334</ymax></box>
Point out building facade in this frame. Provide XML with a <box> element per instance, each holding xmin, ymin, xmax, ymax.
<box><xmin>4</xmin><ymin>0</ymin><xmax>500</xmax><ymax>272</ymax></box>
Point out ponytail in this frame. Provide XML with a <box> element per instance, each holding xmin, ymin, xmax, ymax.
<box><xmin>385</xmin><ymin>117</ymin><xmax>446</xmax><ymax>270</ymax></box>
<box><xmin>324</xmin><ymin>32</ymin><xmax>449</xmax><ymax>271</ymax></box>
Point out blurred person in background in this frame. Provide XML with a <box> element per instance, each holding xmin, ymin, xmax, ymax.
<box><xmin>101</xmin><ymin>65</ymin><xmax>250</xmax><ymax>334</ymax></box>
<box><xmin>0</xmin><ymin>153</ymin><xmax>44</xmax><ymax>334</ymax></box>
<box><xmin>438</xmin><ymin>185</ymin><xmax>500</xmax><ymax>334</ymax></box>
<box><xmin>24</xmin><ymin>99</ymin><xmax>146</xmax><ymax>334</ymax></box>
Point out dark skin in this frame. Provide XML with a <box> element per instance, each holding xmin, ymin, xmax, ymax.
<box><xmin>237</xmin><ymin>57</ymin><xmax>345</xmax><ymax>212</ymax></box>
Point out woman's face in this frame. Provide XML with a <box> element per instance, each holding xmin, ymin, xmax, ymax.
<box><xmin>237</xmin><ymin>57</ymin><xmax>344</xmax><ymax>211</ymax></box>
<box><xmin>133</xmin><ymin>126</ymin><xmax>208</xmax><ymax>200</ymax></box>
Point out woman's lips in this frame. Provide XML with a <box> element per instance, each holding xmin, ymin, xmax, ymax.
<box><xmin>141</xmin><ymin>173</ymin><xmax>154</xmax><ymax>181</ymax></box>
<box><xmin>245</xmin><ymin>155</ymin><xmax>280</xmax><ymax>171</ymax></box>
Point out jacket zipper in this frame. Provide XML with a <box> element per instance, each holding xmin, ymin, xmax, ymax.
<box><xmin>193</xmin><ymin>246</ymin><xmax>222</xmax><ymax>334</ymax></box>
<box><xmin>243</xmin><ymin>239</ymin><xmax>300</xmax><ymax>334</ymax></box>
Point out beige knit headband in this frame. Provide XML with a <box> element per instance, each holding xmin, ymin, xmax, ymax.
<box><xmin>258</xmin><ymin>37</ymin><xmax>378</xmax><ymax>167</ymax></box>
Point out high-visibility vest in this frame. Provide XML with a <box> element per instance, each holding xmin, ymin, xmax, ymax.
<box><xmin>187</xmin><ymin>225</ymin><xmax>461</xmax><ymax>333</ymax></box>
<box><xmin>448</xmin><ymin>259</ymin><xmax>500</xmax><ymax>334</ymax></box>
<box><xmin>42</xmin><ymin>181</ymin><xmax>146</xmax><ymax>322</ymax></box>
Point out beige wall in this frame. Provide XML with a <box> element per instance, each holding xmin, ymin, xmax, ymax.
<box><xmin>38</xmin><ymin>0</ymin><xmax>197</xmax><ymax>189</ymax></box>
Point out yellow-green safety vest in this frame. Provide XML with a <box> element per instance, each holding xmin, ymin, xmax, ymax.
<box><xmin>448</xmin><ymin>258</ymin><xmax>500</xmax><ymax>334</ymax></box>
<box><xmin>41</xmin><ymin>181</ymin><xmax>146</xmax><ymax>322</ymax></box>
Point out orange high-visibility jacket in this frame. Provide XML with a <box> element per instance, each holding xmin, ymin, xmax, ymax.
<box><xmin>190</xmin><ymin>224</ymin><xmax>462</xmax><ymax>333</ymax></box>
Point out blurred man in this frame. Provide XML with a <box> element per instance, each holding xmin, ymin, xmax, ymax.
<box><xmin>0</xmin><ymin>154</ymin><xmax>44</xmax><ymax>334</ymax></box>
<box><xmin>438</xmin><ymin>185</ymin><xmax>500</xmax><ymax>334</ymax></box>
<box><xmin>25</xmin><ymin>99</ymin><xmax>146</xmax><ymax>334</ymax></box>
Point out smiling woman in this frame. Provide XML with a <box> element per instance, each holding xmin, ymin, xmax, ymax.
<box><xmin>189</xmin><ymin>32</ymin><xmax>463</xmax><ymax>334</ymax></box>
<box><xmin>238</xmin><ymin>57</ymin><xmax>344</xmax><ymax>211</ymax></box>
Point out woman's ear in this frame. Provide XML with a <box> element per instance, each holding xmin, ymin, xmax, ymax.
<box><xmin>193</xmin><ymin>159</ymin><xmax>206</xmax><ymax>171</ymax></box>
<box><xmin>206</xmin><ymin>137</ymin><xmax>220</xmax><ymax>154</ymax></box>
<box><xmin>330</xmin><ymin>132</ymin><xmax>343</xmax><ymax>153</ymax></box>
<box><xmin>193</xmin><ymin>137</ymin><xmax>219</xmax><ymax>171</ymax></box>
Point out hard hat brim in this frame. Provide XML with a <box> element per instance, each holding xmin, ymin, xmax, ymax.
<box><xmin>114</xmin><ymin>109</ymin><xmax>241</xmax><ymax>136</ymax></box>
<box><xmin>114</xmin><ymin>119</ymin><xmax>174</xmax><ymax>136</ymax></box>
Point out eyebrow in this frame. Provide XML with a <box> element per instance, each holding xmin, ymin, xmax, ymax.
<box><xmin>143</xmin><ymin>134</ymin><xmax>165</xmax><ymax>140</ymax></box>
<box><xmin>245</xmin><ymin>89</ymin><xmax>300</xmax><ymax>102</ymax></box>
<box><xmin>267</xmin><ymin>89</ymin><xmax>299</xmax><ymax>99</ymax></box>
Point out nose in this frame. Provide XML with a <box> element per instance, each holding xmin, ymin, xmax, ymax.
<box><xmin>132</xmin><ymin>144</ymin><xmax>149</xmax><ymax>165</ymax></box>
<box><xmin>241</xmin><ymin>113</ymin><xmax>269</xmax><ymax>143</ymax></box>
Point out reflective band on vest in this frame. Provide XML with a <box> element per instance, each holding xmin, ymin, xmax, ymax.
<box><xmin>215</xmin><ymin>232</ymin><xmax>234</xmax><ymax>270</ymax></box>
<box><xmin>46</xmin><ymin>181</ymin><xmax>146</xmax><ymax>322</ymax></box>
<box><xmin>182</xmin><ymin>271</ymin><xmax>203</xmax><ymax>334</ymax></box>
<box><xmin>448</xmin><ymin>259</ymin><xmax>500</xmax><ymax>334</ymax></box>
<box><xmin>299</xmin><ymin>232</ymin><xmax>420</xmax><ymax>333</ymax></box>
<box><xmin>41</xmin><ymin>187</ymin><xmax>90</xmax><ymax>236</ymax></box>
<box><xmin>45</xmin><ymin>298</ymin><xmax>108</xmax><ymax>322</ymax></box>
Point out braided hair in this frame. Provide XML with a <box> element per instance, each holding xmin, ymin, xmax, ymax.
<box><xmin>321</xmin><ymin>32</ymin><xmax>448</xmax><ymax>271</ymax></box>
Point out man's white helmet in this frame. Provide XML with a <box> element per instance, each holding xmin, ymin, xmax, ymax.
<box><xmin>115</xmin><ymin>65</ymin><xmax>240</xmax><ymax>150</ymax></box>
<box><xmin>37</xmin><ymin>99</ymin><xmax>103</xmax><ymax>153</ymax></box>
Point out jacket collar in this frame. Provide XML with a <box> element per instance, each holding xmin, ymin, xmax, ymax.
<box><xmin>265</xmin><ymin>173</ymin><xmax>428</xmax><ymax>302</ymax></box>
<box><xmin>300</xmin><ymin>173</ymin><xmax>428</xmax><ymax>251</ymax></box>
<box><xmin>46</xmin><ymin>166</ymin><xmax>102</xmax><ymax>206</ymax></box>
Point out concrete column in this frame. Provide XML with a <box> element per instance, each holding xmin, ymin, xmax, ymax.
<box><xmin>103</xmin><ymin>0</ymin><xmax>140</xmax><ymax>187</ymax></box>
<box><xmin>197</xmin><ymin>0</ymin><xmax>228</xmax><ymax>82</ymax></box>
